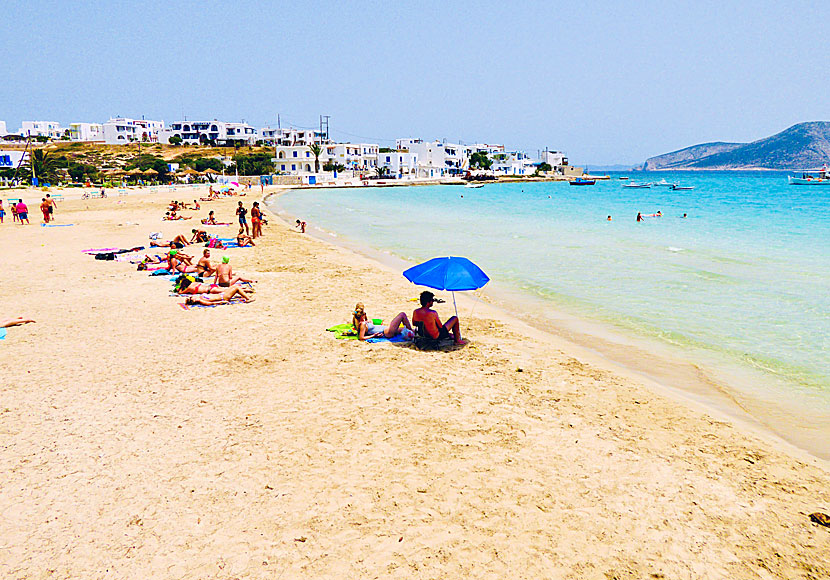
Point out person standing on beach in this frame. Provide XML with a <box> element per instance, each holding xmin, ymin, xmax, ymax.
<box><xmin>250</xmin><ymin>201</ymin><xmax>263</xmax><ymax>238</ymax></box>
<box><xmin>11</xmin><ymin>200</ymin><xmax>18</xmax><ymax>223</ymax></box>
<box><xmin>236</xmin><ymin>201</ymin><xmax>249</xmax><ymax>235</ymax></box>
<box><xmin>16</xmin><ymin>200</ymin><xmax>29</xmax><ymax>225</ymax></box>
<box><xmin>0</xmin><ymin>200</ymin><xmax>5</xmax><ymax>224</ymax></box>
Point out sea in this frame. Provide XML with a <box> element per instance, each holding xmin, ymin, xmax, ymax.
<box><xmin>269</xmin><ymin>172</ymin><xmax>830</xmax><ymax>458</ymax></box>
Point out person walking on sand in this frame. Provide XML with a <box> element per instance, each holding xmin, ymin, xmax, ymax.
<box><xmin>412</xmin><ymin>290</ymin><xmax>465</xmax><ymax>345</ymax></box>
<box><xmin>11</xmin><ymin>200</ymin><xmax>18</xmax><ymax>223</ymax></box>
<box><xmin>40</xmin><ymin>198</ymin><xmax>50</xmax><ymax>223</ymax></box>
<box><xmin>236</xmin><ymin>201</ymin><xmax>249</xmax><ymax>235</ymax></box>
<box><xmin>16</xmin><ymin>200</ymin><xmax>29</xmax><ymax>225</ymax></box>
<box><xmin>46</xmin><ymin>193</ymin><xmax>55</xmax><ymax>221</ymax></box>
<box><xmin>0</xmin><ymin>200</ymin><xmax>5</xmax><ymax>224</ymax></box>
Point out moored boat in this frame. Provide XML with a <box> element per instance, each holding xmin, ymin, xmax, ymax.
<box><xmin>623</xmin><ymin>182</ymin><xmax>652</xmax><ymax>188</ymax></box>
<box><xmin>653</xmin><ymin>178</ymin><xmax>675</xmax><ymax>187</ymax></box>
<box><xmin>671</xmin><ymin>185</ymin><xmax>694</xmax><ymax>190</ymax></box>
<box><xmin>569</xmin><ymin>178</ymin><xmax>596</xmax><ymax>186</ymax></box>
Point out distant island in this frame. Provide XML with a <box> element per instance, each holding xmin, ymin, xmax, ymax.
<box><xmin>641</xmin><ymin>121</ymin><xmax>830</xmax><ymax>171</ymax></box>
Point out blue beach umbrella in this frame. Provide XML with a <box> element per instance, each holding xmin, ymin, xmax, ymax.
<box><xmin>403</xmin><ymin>256</ymin><xmax>490</xmax><ymax>316</ymax></box>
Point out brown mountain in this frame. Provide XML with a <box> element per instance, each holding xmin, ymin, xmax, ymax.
<box><xmin>642</xmin><ymin>122</ymin><xmax>830</xmax><ymax>170</ymax></box>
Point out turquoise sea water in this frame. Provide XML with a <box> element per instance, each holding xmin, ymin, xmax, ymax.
<box><xmin>273</xmin><ymin>173</ymin><xmax>829</xmax><ymax>452</ymax></box>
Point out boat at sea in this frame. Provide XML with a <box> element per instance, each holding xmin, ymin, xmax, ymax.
<box><xmin>464</xmin><ymin>182</ymin><xmax>485</xmax><ymax>189</ymax></box>
<box><xmin>671</xmin><ymin>184</ymin><xmax>694</xmax><ymax>190</ymax></box>
<box><xmin>619</xmin><ymin>176</ymin><xmax>629</xmax><ymax>180</ymax></box>
<box><xmin>623</xmin><ymin>182</ymin><xmax>652</xmax><ymax>188</ymax></box>
<box><xmin>653</xmin><ymin>178</ymin><xmax>675</xmax><ymax>187</ymax></box>
<box><xmin>569</xmin><ymin>178</ymin><xmax>596</xmax><ymax>186</ymax></box>
<box><xmin>788</xmin><ymin>166</ymin><xmax>830</xmax><ymax>185</ymax></box>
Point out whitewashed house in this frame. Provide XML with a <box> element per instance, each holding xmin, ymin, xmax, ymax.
<box><xmin>261</xmin><ymin>127</ymin><xmax>327</xmax><ymax>146</ymax></box>
<box><xmin>376</xmin><ymin>150</ymin><xmax>419</xmax><ymax>177</ymax></box>
<box><xmin>19</xmin><ymin>121</ymin><xmax>63</xmax><ymax>139</ymax></box>
<box><xmin>69</xmin><ymin>122</ymin><xmax>105</xmax><ymax>142</ymax></box>
<box><xmin>395</xmin><ymin>139</ymin><xmax>469</xmax><ymax>178</ymax></box>
<box><xmin>103</xmin><ymin>118</ymin><xmax>164</xmax><ymax>144</ymax></box>
<box><xmin>160</xmin><ymin>120</ymin><xmax>258</xmax><ymax>146</ymax></box>
<box><xmin>0</xmin><ymin>121</ymin><xmax>7</xmax><ymax>136</ymax></box>
<box><xmin>273</xmin><ymin>142</ymin><xmax>378</xmax><ymax>174</ymax></box>
<box><xmin>491</xmin><ymin>151</ymin><xmax>537</xmax><ymax>176</ymax></box>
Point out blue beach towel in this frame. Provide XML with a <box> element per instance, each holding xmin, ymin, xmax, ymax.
<box><xmin>41</xmin><ymin>223</ymin><xmax>76</xmax><ymax>227</ymax></box>
<box><xmin>366</xmin><ymin>333</ymin><xmax>413</xmax><ymax>344</ymax></box>
<box><xmin>0</xmin><ymin>328</ymin><xmax>6</xmax><ymax>340</ymax></box>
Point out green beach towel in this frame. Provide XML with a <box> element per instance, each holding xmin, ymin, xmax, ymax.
<box><xmin>326</xmin><ymin>323</ymin><xmax>358</xmax><ymax>340</ymax></box>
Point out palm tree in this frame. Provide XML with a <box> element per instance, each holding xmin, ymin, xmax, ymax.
<box><xmin>309</xmin><ymin>143</ymin><xmax>322</xmax><ymax>173</ymax></box>
<box><xmin>28</xmin><ymin>149</ymin><xmax>58</xmax><ymax>184</ymax></box>
<box><xmin>375</xmin><ymin>165</ymin><xmax>389</xmax><ymax>178</ymax></box>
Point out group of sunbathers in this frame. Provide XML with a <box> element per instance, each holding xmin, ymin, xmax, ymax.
<box><xmin>350</xmin><ymin>291</ymin><xmax>465</xmax><ymax>344</ymax></box>
<box><xmin>173</xmin><ymin>251</ymin><xmax>256</xmax><ymax>305</ymax></box>
<box><xmin>200</xmin><ymin>186</ymin><xmax>247</xmax><ymax>202</ymax></box>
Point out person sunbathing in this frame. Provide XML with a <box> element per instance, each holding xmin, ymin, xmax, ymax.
<box><xmin>175</xmin><ymin>276</ymin><xmax>252</xmax><ymax>301</ymax></box>
<box><xmin>214</xmin><ymin>256</ymin><xmax>254</xmax><ymax>287</ymax></box>
<box><xmin>236</xmin><ymin>228</ymin><xmax>255</xmax><ymax>247</ymax></box>
<box><xmin>190</xmin><ymin>228</ymin><xmax>209</xmax><ymax>243</ymax></box>
<box><xmin>184</xmin><ymin>285</ymin><xmax>254</xmax><ymax>304</ymax></box>
<box><xmin>412</xmin><ymin>290</ymin><xmax>465</xmax><ymax>345</ymax></box>
<box><xmin>1</xmin><ymin>317</ymin><xmax>36</xmax><ymax>328</ymax></box>
<box><xmin>352</xmin><ymin>302</ymin><xmax>414</xmax><ymax>341</ymax></box>
<box><xmin>167</xmin><ymin>250</ymin><xmax>197</xmax><ymax>273</ymax></box>
<box><xmin>150</xmin><ymin>234</ymin><xmax>190</xmax><ymax>248</ymax></box>
<box><xmin>201</xmin><ymin>211</ymin><xmax>217</xmax><ymax>225</ymax></box>
<box><xmin>196</xmin><ymin>249</ymin><xmax>216</xmax><ymax>276</ymax></box>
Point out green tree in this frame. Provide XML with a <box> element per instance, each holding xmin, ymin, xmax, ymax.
<box><xmin>537</xmin><ymin>162</ymin><xmax>552</xmax><ymax>174</ymax></box>
<box><xmin>323</xmin><ymin>160</ymin><xmax>345</xmax><ymax>172</ymax></box>
<box><xmin>168</xmin><ymin>135</ymin><xmax>183</xmax><ymax>145</ymax></box>
<box><xmin>28</xmin><ymin>149</ymin><xmax>58</xmax><ymax>183</ymax></box>
<box><xmin>375</xmin><ymin>165</ymin><xmax>389</xmax><ymax>178</ymax></box>
<box><xmin>309</xmin><ymin>143</ymin><xmax>322</xmax><ymax>173</ymax></box>
<box><xmin>469</xmin><ymin>151</ymin><xmax>492</xmax><ymax>170</ymax></box>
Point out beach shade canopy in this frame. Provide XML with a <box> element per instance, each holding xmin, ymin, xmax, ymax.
<box><xmin>126</xmin><ymin>168</ymin><xmax>144</xmax><ymax>175</ymax></box>
<box><xmin>203</xmin><ymin>168</ymin><xmax>219</xmax><ymax>174</ymax></box>
<box><xmin>403</xmin><ymin>256</ymin><xmax>490</xmax><ymax>316</ymax></box>
<box><xmin>143</xmin><ymin>168</ymin><xmax>158</xmax><ymax>175</ymax></box>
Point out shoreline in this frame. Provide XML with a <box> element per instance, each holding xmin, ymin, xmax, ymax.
<box><xmin>1</xmin><ymin>186</ymin><xmax>828</xmax><ymax>577</ymax></box>
<box><xmin>266</xmin><ymin>186</ymin><xmax>830</xmax><ymax>464</ymax></box>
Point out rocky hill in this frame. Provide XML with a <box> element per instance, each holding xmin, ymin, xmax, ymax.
<box><xmin>642</xmin><ymin>122</ymin><xmax>830</xmax><ymax>170</ymax></box>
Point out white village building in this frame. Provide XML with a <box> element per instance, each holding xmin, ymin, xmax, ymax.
<box><xmin>69</xmin><ymin>122</ymin><xmax>105</xmax><ymax>142</ymax></box>
<box><xmin>395</xmin><ymin>139</ymin><xmax>468</xmax><ymax>178</ymax></box>
<box><xmin>160</xmin><ymin>120</ymin><xmax>258</xmax><ymax>146</ymax></box>
<box><xmin>19</xmin><ymin>121</ymin><xmax>63</xmax><ymax>140</ymax></box>
<box><xmin>102</xmin><ymin>118</ymin><xmax>165</xmax><ymax>144</ymax></box>
<box><xmin>490</xmin><ymin>150</ymin><xmax>537</xmax><ymax>176</ymax></box>
<box><xmin>273</xmin><ymin>142</ymin><xmax>378</xmax><ymax>174</ymax></box>
<box><xmin>0</xmin><ymin>121</ymin><xmax>7</xmax><ymax>136</ymax></box>
<box><xmin>261</xmin><ymin>127</ymin><xmax>327</xmax><ymax>147</ymax></box>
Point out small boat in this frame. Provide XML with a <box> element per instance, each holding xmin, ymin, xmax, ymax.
<box><xmin>569</xmin><ymin>178</ymin><xmax>596</xmax><ymax>186</ymax></box>
<box><xmin>618</xmin><ymin>176</ymin><xmax>629</xmax><ymax>180</ymax></box>
<box><xmin>653</xmin><ymin>178</ymin><xmax>674</xmax><ymax>187</ymax></box>
<box><xmin>464</xmin><ymin>182</ymin><xmax>485</xmax><ymax>188</ymax></box>
<box><xmin>623</xmin><ymin>182</ymin><xmax>652</xmax><ymax>188</ymax></box>
<box><xmin>789</xmin><ymin>167</ymin><xmax>830</xmax><ymax>184</ymax></box>
<box><xmin>671</xmin><ymin>185</ymin><xmax>694</xmax><ymax>190</ymax></box>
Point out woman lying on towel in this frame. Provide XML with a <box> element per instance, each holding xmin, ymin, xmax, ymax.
<box><xmin>1</xmin><ymin>317</ymin><xmax>36</xmax><ymax>328</ymax></box>
<box><xmin>351</xmin><ymin>303</ymin><xmax>415</xmax><ymax>341</ymax></box>
<box><xmin>174</xmin><ymin>275</ymin><xmax>252</xmax><ymax>298</ymax></box>
<box><xmin>184</xmin><ymin>285</ymin><xmax>255</xmax><ymax>305</ymax></box>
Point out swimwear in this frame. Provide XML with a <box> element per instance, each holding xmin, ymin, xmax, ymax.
<box><xmin>18</xmin><ymin>212</ymin><xmax>28</xmax><ymax>220</ymax></box>
<box><xmin>365</xmin><ymin>323</ymin><xmax>385</xmax><ymax>335</ymax></box>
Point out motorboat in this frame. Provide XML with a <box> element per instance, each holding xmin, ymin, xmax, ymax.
<box><xmin>618</xmin><ymin>176</ymin><xmax>629</xmax><ymax>180</ymax></box>
<box><xmin>623</xmin><ymin>182</ymin><xmax>652</xmax><ymax>188</ymax></box>
<box><xmin>671</xmin><ymin>184</ymin><xmax>694</xmax><ymax>190</ymax></box>
<box><xmin>789</xmin><ymin>167</ymin><xmax>830</xmax><ymax>184</ymax></box>
<box><xmin>652</xmin><ymin>178</ymin><xmax>675</xmax><ymax>187</ymax></box>
<box><xmin>464</xmin><ymin>182</ymin><xmax>485</xmax><ymax>188</ymax></box>
<box><xmin>569</xmin><ymin>178</ymin><xmax>596</xmax><ymax>185</ymax></box>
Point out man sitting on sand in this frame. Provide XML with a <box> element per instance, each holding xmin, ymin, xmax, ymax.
<box><xmin>214</xmin><ymin>256</ymin><xmax>253</xmax><ymax>287</ymax></box>
<box><xmin>412</xmin><ymin>290</ymin><xmax>465</xmax><ymax>345</ymax></box>
<box><xmin>196</xmin><ymin>249</ymin><xmax>216</xmax><ymax>277</ymax></box>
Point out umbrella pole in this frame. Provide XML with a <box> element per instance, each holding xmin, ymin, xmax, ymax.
<box><xmin>452</xmin><ymin>291</ymin><xmax>458</xmax><ymax>318</ymax></box>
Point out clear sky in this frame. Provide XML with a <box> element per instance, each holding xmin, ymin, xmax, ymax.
<box><xmin>2</xmin><ymin>1</ymin><xmax>828</xmax><ymax>165</ymax></box>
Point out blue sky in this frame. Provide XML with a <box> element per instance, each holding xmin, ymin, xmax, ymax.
<box><xmin>2</xmin><ymin>1</ymin><xmax>828</xmax><ymax>164</ymax></box>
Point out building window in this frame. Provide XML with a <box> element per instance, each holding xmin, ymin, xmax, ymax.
<box><xmin>291</xmin><ymin>164</ymin><xmax>296</xmax><ymax>171</ymax></box>
<box><xmin>281</xmin><ymin>165</ymin><xmax>285</xmax><ymax>171</ymax></box>
<box><xmin>293</xmin><ymin>151</ymin><xmax>298</xmax><ymax>157</ymax></box>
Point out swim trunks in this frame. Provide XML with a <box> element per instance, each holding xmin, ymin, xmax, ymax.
<box><xmin>18</xmin><ymin>212</ymin><xmax>28</xmax><ymax>220</ymax></box>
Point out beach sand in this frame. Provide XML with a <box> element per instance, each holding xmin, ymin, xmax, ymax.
<box><xmin>0</xmin><ymin>186</ymin><xmax>828</xmax><ymax>579</ymax></box>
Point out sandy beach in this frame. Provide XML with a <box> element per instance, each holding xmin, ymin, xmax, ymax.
<box><xmin>1</xmin><ymin>185</ymin><xmax>828</xmax><ymax>579</ymax></box>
